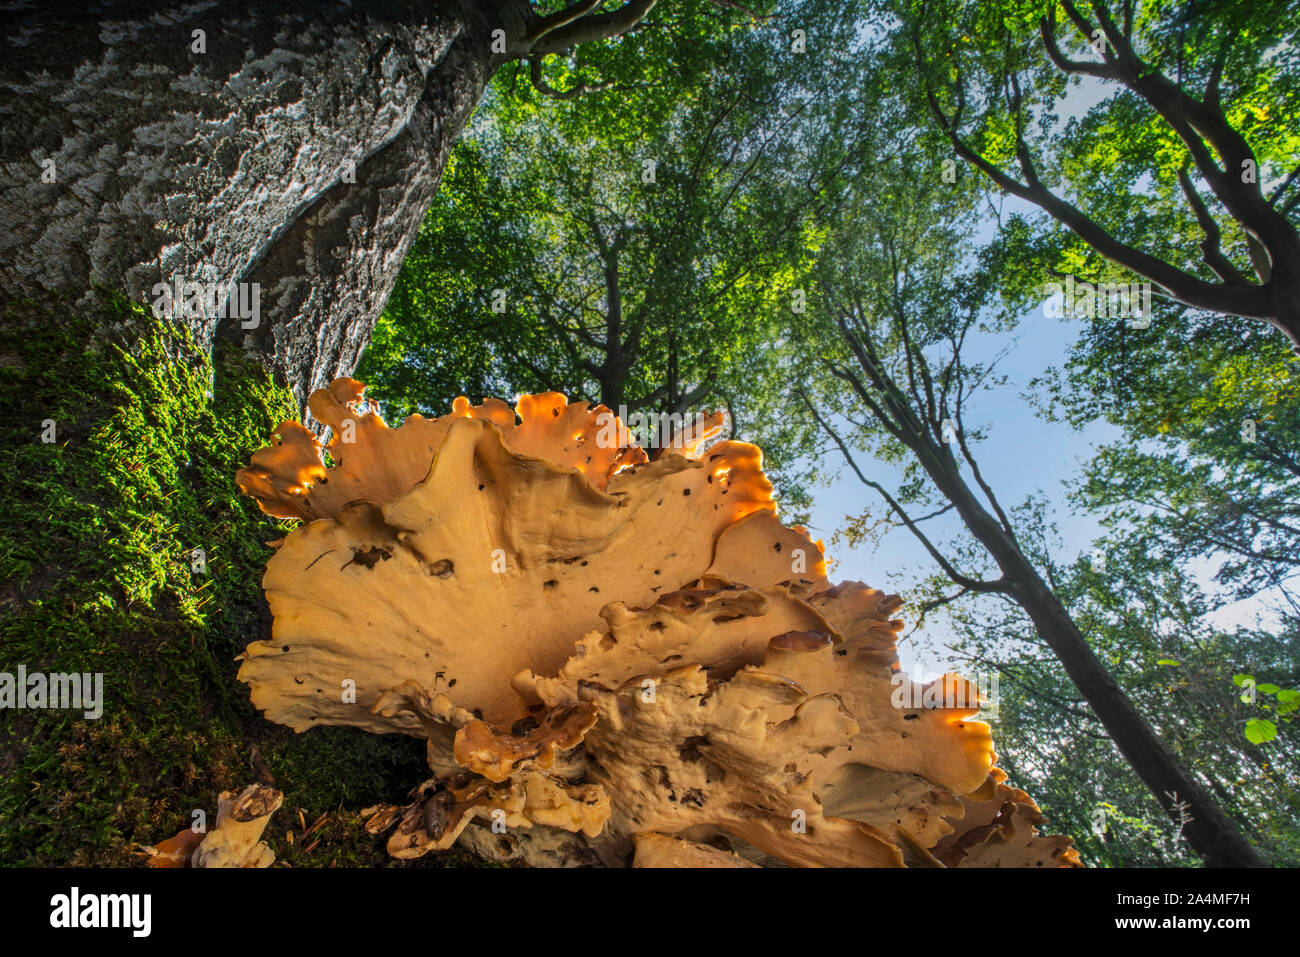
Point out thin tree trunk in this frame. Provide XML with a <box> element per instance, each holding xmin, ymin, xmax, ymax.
<box><xmin>917</xmin><ymin>445</ymin><xmax>1264</xmax><ymax>866</ymax></box>
<box><xmin>824</xmin><ymin>328</ymin><xmax>1265</xmax><ymax>864</ymax></box>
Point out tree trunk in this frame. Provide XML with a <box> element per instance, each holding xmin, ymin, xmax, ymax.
<box><xmin>915</xmin><ymin>441</ymin><xmax>1265</xmax><ymax>867</ymax></box>
<box><xmin>0</xmin><ymin>0</ymin><xmax>673</xmax><ymax>867</ymax></box>
<box><xmin>0</xmin><ymin>0</ymin><xmax>530</xmax><ymax>407</ymax></box>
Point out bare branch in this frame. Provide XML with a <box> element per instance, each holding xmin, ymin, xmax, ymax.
<box><xmin>912</xmin><ymin>503</ymin><xmax>957</xmax><ymax>524</ymax></box>
<box><xmin>1204</xmin><ymin>34</ymin><xmax>1229</xmax><ymax>111</ymax></box>
<box><xmin>1040</xmin><ymin>13</ymin><xmax>1120</xmax><ymax>80</ymax></box>
<box><xmin>797</xmin><ymin>388</ymin><xmax>1009</xmax><ymax>595</ymax></box>
<box><xmin>526</xmin><ymin>0</ymin><xmax>604</xmax><ymax>45</ymax></box>
<box><xmin>952</xmin><ymin>402</ymin><xmax>1021</xmax><ymax>547</ymax></box>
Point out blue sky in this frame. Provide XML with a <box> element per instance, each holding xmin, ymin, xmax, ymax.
<box><xmin>797</xmin><ymin>296</ymin><xmax>1286</xmax><ymax>677</ymax></box>
<box><xmin>796</xmin><ymin>298</ymin><xmax>1120</xmax><ymax>674</ymax></box>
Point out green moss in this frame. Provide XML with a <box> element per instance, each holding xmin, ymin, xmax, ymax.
<box><xmin>0</xmin><ymin>292</ymin><xmax>480</xmax><ymax>866</ymax></box>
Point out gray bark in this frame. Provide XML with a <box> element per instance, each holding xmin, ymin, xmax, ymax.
<box><xmin>0</xmin><ymin>0</ymin><xmax>531</xmax><ymax>406</ymax></box>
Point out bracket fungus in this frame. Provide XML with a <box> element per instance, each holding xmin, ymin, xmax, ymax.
<box><xmin>146</xmin><ymin>785</ymin><xmax>283</xmax><ymax>868</ymax></box>
<box><xmin>236</xmin><ymin>380</ymin><xmax>1079</xmax><ymax>868</ymax></box>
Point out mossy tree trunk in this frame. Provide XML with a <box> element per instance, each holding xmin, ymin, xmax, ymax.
<box><xmin>0</xmin><ymin>298</ymin><xmax>441</xmax><ymax>865</ymax></box>
<box><xmin>0</xmin><ymin>0</ymin><xmax>526</xmax><ymax>865</ymax></box>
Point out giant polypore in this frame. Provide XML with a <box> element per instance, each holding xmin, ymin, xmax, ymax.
<box><xmin>233</xmin><ymin>379</ymin><xmax>1080</xmax><ymax>868</ymax></box>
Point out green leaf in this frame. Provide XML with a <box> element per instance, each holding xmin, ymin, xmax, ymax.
<box><xmin>1257</xmin><ymin>683</ymin><xmax>1280</xmax><ymax>694</ymax></box>
<box><xmin>1156</xmin><ymin>659</ymin><xmax>1180</xmax><ymax>666</ymax></box>
<box><xmin>1276</xmin><ymin>689</ymin><xmax>1300</xmax><ymax>704</ymax></box>
<box><xmin>1232</xmin><ymin>674</ymin><xmax>1253</xmax><ymax>687</ymax></box>
<box><xmin>1244</xmin><ymin>719</ymin><xmax>1278</xmax><ymax>745</ymax></box>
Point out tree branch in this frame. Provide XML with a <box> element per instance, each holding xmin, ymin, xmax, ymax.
<box><xmin>526</xmin><ymin>0</ymin><xmax>604</xmax><ymax>45</ymax></box>
<box><xmin>527</xmin><ymin>54</ymin><xmax>615</xmax><ymax>99</ymax></box>
<box><xmin>528</xmin><ymin>0</ymin><xmax>659</xmax><ymax>56</ymax></box>
<box><xmin>797</xmin><ymin>388</ymin><xmax>1009</xmax><ymax>594</ymax></box>
<box><xmin>1177</xmin><ymin>165</ymin><xmax>1251</xmax><ymax>285</ymax></box>
<box><xmin>1040</xmin><ymin>12</ymin><xmax>1120</xmax><ymax>80</ymax></box>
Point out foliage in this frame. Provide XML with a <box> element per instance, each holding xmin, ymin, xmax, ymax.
<box><xmin>360</xmin><ymin>2</ymin><xmax>794</xmax><ymax>415</ymax></box>
<box><xmin>879</xmin><ymin>0</ymin><xmax>1300</xmax><ymax>340</ymax></box>
<box><xmin>1232</xmin><ymin>673</ymin><xmax>1300</xmax><ymax>745</ymax></box>
<box><xmin>357</xmin><ymin>1</ymin><xmax>884</xmax><ymax>515</ymax></box>
<box><xmin>1032</xmin><ymin>306</ymin><xmax>1300</xmax><ymax>614</ymax></box>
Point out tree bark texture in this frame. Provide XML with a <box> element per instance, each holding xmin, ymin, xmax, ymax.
<box><xmin>0</xmin><ymin>0</ymin><xmax>532</xmax><ymax>406</ymax></box>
